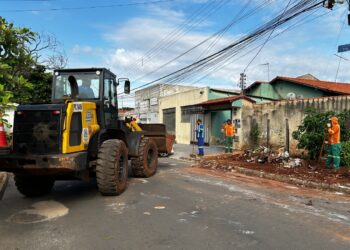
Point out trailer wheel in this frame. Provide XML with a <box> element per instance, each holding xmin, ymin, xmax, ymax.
<box><xmin>14</xmin><ymin>175</ymin><xmax>54</xmax><ymax>197</ymax></box>
<box><xmin>131</xmin><ymin>137</ymin><xmax>158</xmax><ymax>177</ymax></box>
<box><xmin>96</xmin><ymin>139</ymin><xmax>128</xmax><ymax>196</ymax></box>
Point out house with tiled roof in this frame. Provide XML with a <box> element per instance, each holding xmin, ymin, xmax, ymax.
<box><xmin>245</xmin><ymin>74</ymin><xmax>350</xmax><ymax>102</ymax></box>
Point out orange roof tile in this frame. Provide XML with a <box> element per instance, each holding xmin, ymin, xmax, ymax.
<box><xmin>272</xmin><ymin>76</ymin><xmax>350</xmax><ymax>95</ymax></box>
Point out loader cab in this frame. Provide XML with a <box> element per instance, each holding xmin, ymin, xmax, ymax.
<box><xmin>52</xmin><ymin>68</ymin><xmax>129</xmax><ymax>129</ymax></box>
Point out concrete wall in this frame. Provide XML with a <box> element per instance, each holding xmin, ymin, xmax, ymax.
<box><xmin>240</xmin><ymin>95</ymin><xmax>350</xmax><ymax>155</ymax></box>
<box><xmin>159</xmin><ymin>87</ymin><xmax>209</xmax><ymax>144</ymax></box>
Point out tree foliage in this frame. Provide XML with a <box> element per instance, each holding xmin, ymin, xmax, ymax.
<box><xmin>0</xmin><ymin>17</ymin><xmax>35</xmax><ymax>104</ymax></box>
<box><xmin>292</xmin><ymin>108</ymin><xmax>350</xmax><ymax>160</ymax></box>
<box><xmin>0</xmin><ymin>17</ymin><xmax>66</xmax><ymax>106</ymax></box>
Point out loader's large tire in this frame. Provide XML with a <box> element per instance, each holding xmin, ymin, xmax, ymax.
<box><xmin>14</xmin><ymin>175</ymin><xmax>54</xmax><ymax>197</ymax></box>
<box><xmin>96</xmin><ymin>139</ymin><xmax>128</xmax><ymax>196</ymax></box>
<box><xmin>131</xmin><ymin>137</ymin><xmax>158</xmax><ymax>177</ymax></box>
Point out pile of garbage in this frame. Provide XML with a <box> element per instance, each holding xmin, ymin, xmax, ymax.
<box><xmin>241</xmin><ymin>146</ymin><xmax>304</xmax><ymax>168</ymax></box>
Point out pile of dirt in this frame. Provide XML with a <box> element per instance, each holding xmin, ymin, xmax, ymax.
<box><xmin>196</xmin><ymin>154</ymin><xmax>350</xmax><ymax>185</ymax></box>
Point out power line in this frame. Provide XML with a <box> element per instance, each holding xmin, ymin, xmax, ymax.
<box><xmin>1</xmin><ymin>0</ymin><xmax>174</xmax><ymax>12</ymax></box>
<box><xmin>243</xmin><ymin>0</ymin><xmax>292</xmax><ymax>73</ymax></box>
<box><xmin>130</xmin><ymin>0</ymin><xmax>323</xmax><ymax>92</ymax></box>
<box><xmin>131</xmin><ymin>0</ymin><xmax>272</xmax><ymax>85</ymax></box>
<box><xmin>191</xmin><ymin>6</ymin><xmax>334</xmax><ymax>87</ymax></box>
<box><xmin>122</xmin><ymin>0</ymin><xmax>229</xmax><ymax>78</ymax></box>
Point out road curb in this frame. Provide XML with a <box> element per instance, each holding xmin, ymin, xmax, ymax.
<box><xmin>233</xmin><ymin>165</ymin><xmax>350</xmax><ymax>195</ymax></box>
<box><xmin>0</xmin><ymin>172</ymin><xmax>9</xmax><ymax>200</ymax></box>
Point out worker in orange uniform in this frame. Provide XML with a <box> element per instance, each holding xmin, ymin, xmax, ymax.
<box><xmin>326</xmin><ymin>116</ymin><xmax>341</xmax><ymax>169</ymax></box>
<box><xmin>224</xmin><ymin>119</ymin><xmax>235</xmax><ymax>153</ymax></box>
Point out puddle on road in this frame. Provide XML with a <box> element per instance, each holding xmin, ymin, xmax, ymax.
<box><xmin>7</xmin><ymin>200</ymin><xmax>69</xmax><ymax>224</ymax></box>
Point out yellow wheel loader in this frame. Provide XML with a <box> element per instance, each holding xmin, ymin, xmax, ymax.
<box><xmin>0</xmin><ymin>68</ymin><xmax>174</xmax><ymax>197</ymax></box>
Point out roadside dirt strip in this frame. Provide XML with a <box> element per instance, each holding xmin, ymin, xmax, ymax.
<box><xmin>0</xmin><ymin>172</ymin><xmax>9</xmax><ymax>200</ymax></box>
<box><xmin>192</xmin><ymin>154</ymin><xmax>350</xmax><ymax>194</ymax></box>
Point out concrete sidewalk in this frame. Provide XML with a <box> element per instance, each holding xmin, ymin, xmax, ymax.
<box><xmin>170</xmin><ymin>143</ymin><xmax>225</xmax><ymax>161</ymax></box>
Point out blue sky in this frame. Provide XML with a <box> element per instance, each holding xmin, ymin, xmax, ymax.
<box><xmin>1</xmin><ymin>0</ymin><xmax>350</xmax><ymax>101</ymax></box>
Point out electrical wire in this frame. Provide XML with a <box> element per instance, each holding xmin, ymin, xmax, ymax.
<box><xmin>1</xmin><ymin>0</ymin><xmax>174</xmax><ymax>12</ymax></box>
<box><xmin>243</xmin><ymin>0</ymin><xmax>293</xmax><ymax>73</ymax></box>
<box><xmin>122</xmin><ymin>0</ymin><xmax>230</xmax><ymax>78</ymax></box>
<box><xmin>131</xmin><ymin>0</ymin><xmax>273</xmax><ymax>84</ymax></box>
<box><xmin>130</xmin><ymin>0</ymin><xmax>323</xmax><ymax>92</ymax></box>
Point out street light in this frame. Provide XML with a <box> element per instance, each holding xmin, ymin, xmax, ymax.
<box><xmin>334</xmin><ymin>53</ymin><xmax>349</xmax><ymax>82</ymax></box>
<box><xmin>260</xmin><ymin>63</ymin><xmax>270</xmax><ymax>82</ymax></box>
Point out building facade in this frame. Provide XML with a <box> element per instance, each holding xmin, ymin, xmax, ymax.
<box><xmin>159</xmin><ymin>87</ymin><xmax>240</xmax><ymax>144</ymax></box>
<box><xmin>134</xmin><ymin>84</ymin><xmax>197</xmax><ymax>123</ymax></box>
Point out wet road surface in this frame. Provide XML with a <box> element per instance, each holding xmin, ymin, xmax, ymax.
<box><xmin>1</xmin><ymin>158</ymin><xmax>350</xmax><ymax>249</ymax></box>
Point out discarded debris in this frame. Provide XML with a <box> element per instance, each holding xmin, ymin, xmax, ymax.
<box><xmin>305</xmin><ymin>200</ymin><xmax>313</xmax><ymax>206</ymax></box>
<box><xmin>154</xmin><ymin>206</ymin><xmax>166</xmax><ymax>210</ymax></box>
<box><xmin>195</xmin><ymin>151</ymin><xmax>350</xmax><ymax>186</ymax></box>
<box><xmin>283</xmin><ymin>158</ymin><xmax>303</xmax><ymax>168</ymax></box>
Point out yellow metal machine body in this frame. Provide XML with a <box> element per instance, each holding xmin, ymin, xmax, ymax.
<box><xmin>62</xmin><ymin>101</ymin><xmax>100</xmax><ymax>154</ymax></box>
<box><xmin>125</xmin><ymin>119</ymin><xmax>143</xmax><ymax>132</ymax></box>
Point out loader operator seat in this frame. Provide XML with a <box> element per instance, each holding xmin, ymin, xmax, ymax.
<box><xmin>79</xmin><ymin>80</ymin><xmax>95</xmax><ymax>99</ymax></box>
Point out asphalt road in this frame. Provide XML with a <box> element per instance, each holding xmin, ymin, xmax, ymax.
<box><xmin>1</xmin><ymin>158</ymin><xmax>350</xmax><ymax>250</ymax></box>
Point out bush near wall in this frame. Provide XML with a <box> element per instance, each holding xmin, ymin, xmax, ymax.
<box><xmin>292</xmin><ymin>108</ymin><xmax>350</xmax><ymax>162</ymax></box>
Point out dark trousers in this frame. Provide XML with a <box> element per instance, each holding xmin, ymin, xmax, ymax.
<box><xmin>225</xmin><ymin>136</ymin><xmax>233</xmax><ymax>153</ymax></box>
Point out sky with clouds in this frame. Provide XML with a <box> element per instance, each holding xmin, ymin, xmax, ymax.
<box><xmin>1</xmin><ymin>0</ymin><xmax>350</xmax><ymax>104</ymax></box>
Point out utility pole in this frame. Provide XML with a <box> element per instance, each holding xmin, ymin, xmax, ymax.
<box><xmin>348</xmin><ymin>0</ymin><xmax>350</xmax><ymax>26</ymax></box>
<box><xmin>239</xmin><ymin>73</ymin><xmax>247</xmax><ymax>95</ymax></box>
<box><xmin>260</xmin><ymin>63</ymin><xmax>270</xmax><ymax>82</ymax></box>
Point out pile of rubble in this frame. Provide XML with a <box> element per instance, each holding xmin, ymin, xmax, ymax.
<box><xmin>241</xmin><ymin>146</ymin><xmax>304</xmax><ymax>168</ymax></box>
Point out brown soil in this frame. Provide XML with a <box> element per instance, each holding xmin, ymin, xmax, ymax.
<box><xmin>195</xmin><ymin>154</ymin><xmax>350</xmax><ymax>185</ymax></box>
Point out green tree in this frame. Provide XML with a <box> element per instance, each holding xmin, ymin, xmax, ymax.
<box><xmin>26</xmin><ymin>65</ymin><xmax>52</xmax><ymax>104</ymax></box>
<box><xmin>0</xmin><ymin>17</ymin><xmax>65</xmax><ymax>106</ymax></box>
<box><xmin>0</xmin><ymin>17</ymin><xmax>35</xmax><ymax>103</ymax></box>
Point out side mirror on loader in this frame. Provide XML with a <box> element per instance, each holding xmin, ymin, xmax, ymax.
<box><xmin>124</xmin><ymin>80</ymin><xmax>130</xmax><ymax>94</ymax></box>
<box><xmin>118</xmin><ymin>78</ymin><xmax>131</xmax><ymax>94</ymax></box>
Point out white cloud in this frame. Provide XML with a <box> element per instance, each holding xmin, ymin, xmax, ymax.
<box><xmin>71</xmin><ymin>1</ymin><xmax>350</xmax><ymax>90</ymax></box>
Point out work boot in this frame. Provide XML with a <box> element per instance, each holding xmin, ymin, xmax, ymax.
<box><xmin>229</xmin><ymin>149</ymin><xmax>233</xmax><ymax>153</ymax></box>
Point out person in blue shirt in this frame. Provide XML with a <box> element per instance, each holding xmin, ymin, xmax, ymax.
<box><xmin>195</xmin><ymin>119</ymin><xmax>204</xmax><ymax>156</ymax></box>
<box><xmin>79</xmin><ymin>80</ymin><xmax>95</xmax><ymax>99</ymax></box>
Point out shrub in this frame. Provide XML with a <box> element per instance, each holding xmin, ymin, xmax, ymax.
<box><xmin>341</xmin><ymin>141</ymin><xmax>350</xmax><ymax>168</ymax></box>
<box><xmin>292</xmin><ymin>108</ymin><xmax>350</xmax><ymax>160</ymax></box>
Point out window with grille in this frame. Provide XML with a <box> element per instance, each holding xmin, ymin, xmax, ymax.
<box><xmin>181</xmin><ymin>105</ymin><xmax>203</xmax><ymax>123</ymax></box>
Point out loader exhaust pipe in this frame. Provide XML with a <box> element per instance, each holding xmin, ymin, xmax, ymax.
<box><xmin>68</xmin><ymin>75</ymin><xmax>79</xmax><ymax>100</ymax></box>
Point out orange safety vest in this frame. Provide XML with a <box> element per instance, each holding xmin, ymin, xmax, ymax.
<box><xmin>224</xmin><ymin>123</ymin><xmax>235</xmax><ymax>137</ymax></box>
<box><xmin>328</xmin><ymin>116</ymin><xmax>340</xmax><ymax>144</ymax></box>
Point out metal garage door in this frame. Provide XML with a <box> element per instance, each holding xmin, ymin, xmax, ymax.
<box><xmin>163</xmin><ymin>108</ymin><xmax>176</xmax><ymax>135</ymax></box>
